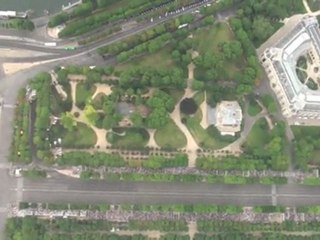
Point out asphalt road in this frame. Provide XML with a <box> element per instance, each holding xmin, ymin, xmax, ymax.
<box><xmin>17</xmin><ymin>176</ymin><xmax>320</xmax><ymax>206</ymax></box>
<box><xmin>0</xmin><ymin>0</ymin><xmax>215</xmax><ymax>63</ymax></box>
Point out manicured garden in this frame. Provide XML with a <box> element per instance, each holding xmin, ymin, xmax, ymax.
<box><xmin>296</xmin><ymin>56</ymin><xmax>308</xmax><ymax>70</ymax></box>
<box><xmin>182</xmin><ymin>92</ymin><xmax>231</xmax><ymax>149</ymax></box>
<box><xmin>107</xmin><ymin>128</ymin><xmax>149</xmax><ymax>149</ymax></box>
<box><xmin>155</xmin><ymin>119</ymin><xmax>187</xmax><ymax>149</ymax></box>
<box><xmin>51</xmin><ymin>122</ymin><xmax>97</xmax><ymax>148</ymax></box>
<box><xmin>245</xmin><ymin>118</ymin><xmax>270</xmax><ymax>150</ymax></box>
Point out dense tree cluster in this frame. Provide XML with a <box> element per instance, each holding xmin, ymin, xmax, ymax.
<box><xmin>235</xmin><ymin>0</ymin><xmax>305</xmax><ymax>46</ymax></box>
<box><xmin>191</xmin><ymin>28</ymin><xmax>258</xmax><ymax>105</ymax></box>
<box><xmin>146</xmin><ymin>90</ymin><xmax>175</xmax><ymax>129</ymax></box>
<box><xmin>60</xmin><ymin>112</ymin><xmax>77</xmax><ymax>131</ymax></box>
<box><xmin>292</xmin><ymin>126</ymin><xmax>320</xmax><ymax>171</ymax></box>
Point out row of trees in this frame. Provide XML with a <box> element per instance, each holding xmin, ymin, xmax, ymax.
<box><xmin>30</xmin><ymin>73</ymin><xmax>52</xmax><ymax>162</ymax></box>
<box><xmin>122</xmin><ymin>203</ymin><xmax>242</xmax><ymax>214</ymax></box>
<box><xmin>11</xmin><ymin>89</ymin><xmax>32</xmax><ymax>163</ymax></box>
<box><xmin>117</xmin><ymin>32</ymin><xmax>172</xmax><ymax>62</ymax></box>
<box><xmin>118</xmin><ymin>67</ymin><xmax>185</xmax><ymax>90</ymax></box>
<box><xmin>57</xmin><ymin>151</ymin><xmax>126</xmax><ymax>167</ymax></box>
<box><xmin>58</xmin><ymin>151</ymin><xmax>188</xmax><ymax>169</ymax></box>
<box><xmin>1</xmin><ymin>19</ymin><xmax>35</xmax><ymax>31</ymax></box>
<box><xmin>56</xmin><ymin>0</ymin><xmax>173</xmax><ymax>37</ymax></box>
<box><xmin>97</xmin><ymin>19</ymin><xmax>182</xmax><ymax>56</ymax></box>
<box><xmin>141</xmin><ymin>154</ymin><xmax>188</xmax><ymax>169</ymax></box>
<box><xmin>196</xmin><ymin>155</ymin><xmax>269</xmax><ymax>171</ymax></box>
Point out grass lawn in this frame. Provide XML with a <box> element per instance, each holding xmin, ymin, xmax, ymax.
<box><xmin>303</xmin><ymin>177</ymin><xmax>320</xmax><ymax>185</ymax></box>
<box><xmin>116</xmin><ymin>45</ymin><xmax>176</xmax><ymax>71</ymax></box>
<box><xmin>185</xmin><ymin>106</ymin><xmax>229</xmax><ymax>149</ymax></box>
<box><xmin>154</xmin><ymin>119</ymin><xmax>187</xmax><ymax>149</ymax></box>
<box><xmin>51</xmin><ymin>122</ymin><xmax>97</xmax><ymax>148</ymax></box>
<box><xmin>247</xmin><ymin>97</ymin><xmax>262</xmax><ymax>117</ymax></box>
<box><xmin>245</xmin><ymin>118</ymin><xmax>270</xmax><ymax>149</ymax></box>
<box><xmin>193</xmin><ymin>91</ymin><xmax>205</xmax><ymax>106</ymax></box>
<box><xmin>194</xmin><ymin>22</ymin><xmax>233</xmax><ymax>54</ymax></box>
<box><xmin>107</xmin><ymin>128</ymin><xmax>149</xmax><ymax>149</ymax></box>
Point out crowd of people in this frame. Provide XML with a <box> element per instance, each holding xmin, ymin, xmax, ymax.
<box><xmin>8</xmin><ymin>204</ymin><xmax>320</xmax><ymax>223</ymax></box>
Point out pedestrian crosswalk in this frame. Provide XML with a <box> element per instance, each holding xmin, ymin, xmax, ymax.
<box><xmin>2</xmin><ymin>104</ymin><xmax>15</xmax><ymax>109</ymax></box>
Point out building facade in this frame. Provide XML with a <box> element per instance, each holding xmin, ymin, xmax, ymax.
<box><xmin>260</xmin><ymin>16</ymin><xmax>320</xmax><ymax>122</ymax></box>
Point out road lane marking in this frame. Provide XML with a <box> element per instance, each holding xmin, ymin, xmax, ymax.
<box><xmin>271</xmin><ymin>184</ymin><xmax>277</xmax><ymax>206</ymax></box>
<box><xmin>19</xmin><ymin>188</ymin><xmax>274</xmax><ymax>197</ymax></box>
<box><xmin>16</xmin><ymin>178</ymin><xmax>23</xmax><ymax>203</ymax></box>
<box><xmin>2</xmin><ymin>104</ymin><xmax>15</xmax><ymax>109</ymax></box>
<box><xmin>19</xmin><ymin>187</ymin><xmax>320</xmax><ymax>199</ymax></box>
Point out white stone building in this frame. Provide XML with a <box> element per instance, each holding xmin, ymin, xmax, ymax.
<box><xmin>259</xmin><ymin>16</ymin><xmax>320</xmax><ymax>123</ymax></box>
<box><xmin>214</xmin><ymin>101</ymin><xmax>242</xmax><ymax>136</ymax></box>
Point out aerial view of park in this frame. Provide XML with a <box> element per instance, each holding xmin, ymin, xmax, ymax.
<box><xmin>4</xmin><ymin>0</ymin><xmax>320</xmax><ymax>239</ymax></box>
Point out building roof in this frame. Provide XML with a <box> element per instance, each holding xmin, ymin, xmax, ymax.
<box><xmin>216</xmin><ymin>101</ymin><xmax>242</xmax><ymax>127</ymax></box>
<box><xmin>263</xmin><ymin>16</ymin><xmax>320</xmax><ymax>113</ymax></box>
<box><xmin>0</xmin><ymin>11</ymin><xmax>16</xmax><ymax>17</ymax></box>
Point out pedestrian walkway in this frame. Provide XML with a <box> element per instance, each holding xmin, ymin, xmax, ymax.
<box><xmin>145</xmin><ymin>129</ymin><xmax>160</xmax><ymax>148</ymax></box>
<box><xmin>303</xmin><ymin>0</ymin><xmax>312</xmax><ymax>14</ymax></box>
<box><xmin>91</xmin><ymin>83</ymin><xmax>112</xmax><ymax>100</ymax></box>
